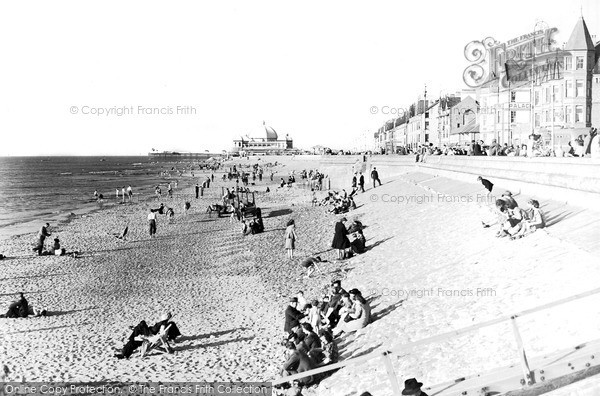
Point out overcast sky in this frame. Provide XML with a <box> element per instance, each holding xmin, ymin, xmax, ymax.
<box><xmin>0</xmin><ymin>0</ymin><xmax>598</xmax><ymax>156</ymax></box>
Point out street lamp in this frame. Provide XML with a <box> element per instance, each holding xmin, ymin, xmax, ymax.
<box><xmin>531</xmin><ymin>20</ymin><xmax>549</xmax><ymax>146</ymax></box>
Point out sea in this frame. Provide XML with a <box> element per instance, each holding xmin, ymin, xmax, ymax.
<box><xmin>0</xmin><ymin>156</ymin><xmax>200</xmax><ymax>241</ymax></box>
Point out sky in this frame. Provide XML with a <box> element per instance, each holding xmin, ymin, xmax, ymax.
<box><xmin>0</xmin><ymin>0</ymin><xmax>598</xmax><ymax>156</ymax></box>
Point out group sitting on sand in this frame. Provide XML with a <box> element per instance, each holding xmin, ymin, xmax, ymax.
<box><xmin>1</xmin><ymin>293</ymin><xmax>47</xmax><ymax>318</ymax></box>
<box><xmin>481</xmin><ymin>190</ymin><xmax>546</xmax><ymax>240</ymax></box>
<box><xmin>278</xmin><ymin>280</ymin><xmax>371</xmax><ymax>387</ymax></box>
<box><xmin>317</xmin><ymin>191</ymin><xmax>357</xmax><ymax>214</ymax></box>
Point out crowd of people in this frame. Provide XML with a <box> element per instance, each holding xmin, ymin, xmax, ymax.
<box><xmin>390</xmin><ymin>127</ymin><xmax>599</xmax><ymax>160</ymax></box>
<box><xmin>279</xmin><ymin>280</ymin><xmax>372</xmax><ymax>388</ymax></box>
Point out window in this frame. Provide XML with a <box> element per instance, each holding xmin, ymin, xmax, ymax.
<box><xmin>545</xmin><ymin>87</ymin><xmax>551</xmax><ymax>103</ymax></box>
<box><xmin>576</xmin><ymin>80</ymin><xmax>584</xmax><ymax>97</ymax></box>
<box><xmin>565</xmin><ymin>106</ymin><xmax>572</xmax><ymax>123</ymax></box>
<box><xmin>566</xmin><ymin>81</ymin><xmax>574</xmax><ymax>97</ymax></box>
<box><xmin>576</xmin><ymin>57</ymin><xmax>584</xmax><ymax>69</ymax></box>
<box><xmin>535</xmin><ymin>113</ymin><xmax>540</xmax><ymax>127</ymax></box>
<box><xmin>553</xmin><ymin>108</ymin><xmax>560</xmax><ymax>122</ymax></box>
<box><xmin>534</xmin><ymin>90</ymin><xmax>540</xmax><ymax>105</ymax></box>
<box><xmin>565</xmin><ymin>57</ymin><xmax>573</xmax><ymax>70</ymax></box>
<box><xmin>553</xmin><ymin>86</ymin><xmax>560</xmax><ymax>102</ymax></box>
<box><xmin>496</xmin><ymin>110</ymin><xmax>501</xmax><ymax>123</ymax></box>
<box><xmin>510</xmin><ymin>91</ymin><xmax>516</xmax><ymax>102</ymax></box>
<box><xmin>544</xmin><ymin>110</ymin><xmax>550</xmax><ymax>122</ymax></box>
<box><xmin>511</xmin><ymin>111</ymin><xmax>516</xmax><ymax>123</ymax></box>
<box><xmin>575</xmin><ymin>105</ymin><xmax>583</xmax><ymax>122</ymax></box>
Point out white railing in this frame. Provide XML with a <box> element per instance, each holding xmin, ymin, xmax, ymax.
<box><xmin>272</xmin><ymin>286</ymin><xmax>600</xmax><ymax>394</ymax></box>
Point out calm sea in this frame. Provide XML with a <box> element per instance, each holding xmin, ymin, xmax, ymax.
<box><xmin>0</xmin><ymin>156</ymin><xmax>196</xmax><ymax>240</ymax></box>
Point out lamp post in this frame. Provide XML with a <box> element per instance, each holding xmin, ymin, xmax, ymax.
<box><xmin>531</xmin><ymin>20</ymin><xmax>549</xmax><ymax>145</ymax></box>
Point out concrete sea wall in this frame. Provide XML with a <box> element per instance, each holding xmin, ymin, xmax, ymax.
<box><xmin>259</xmin><ymin>154</ymin><xmax>600</xmax><ymax>208</ymax></box>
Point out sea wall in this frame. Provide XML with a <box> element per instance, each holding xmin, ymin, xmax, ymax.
<box><xmin>254</xmin><ymin>154</ymin><xmax>600</xmax><ymax>208</ymax></box>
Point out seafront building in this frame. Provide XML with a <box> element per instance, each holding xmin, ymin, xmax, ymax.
<box><xmin>231</xmin><ymin>122</ymin><xmax>295</xmax><ymax>155</ymax></box>
<box><xmin>369</xmin><ymin>17</ymin><xmax>600</xmax><ymax>153</ymax></box>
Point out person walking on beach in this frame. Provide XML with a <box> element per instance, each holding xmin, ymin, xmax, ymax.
<box><xmin>359</xmin><ymin>172</ymin><xmax>365</xmax><ymax>193</ymax></box>
<box><xmin>167</xmin><ymin>183</ymin><xmax>173</xmax><ymax>198</ymax></box>
<box><xmin>195</xmin><ymin>183</ymin><xmax>200</xmax><ymax>199</ymax></box>
<box><xmin>122</xmin><ymin>187</ymin><xmax>126</xmax><ymax>203</ymax></box>
<box><xmin>331</xmin><ymin>217</ymin><xmax>350</xmax><ymax>260</ymax></box>
<box><xmin>370</xmin><ymin>167</ymin><xmax>381</xmax><ymax>188</ymax></box>
<box><xmin>351</xmin><ymin>173</ymin><xmax>357</xmax><ymax>190</ymax></box>
<box><xmin>94</xmin><ymin>190</ymin><xmax>99</xmax><ymax>200</ymax></box>
<box><xmin>285</xmin><ymin>219</ymin><xmax>298</xmax><ymax>259</ymax></box>
<box><xmin>116</xmin><ymin>188</ymin><xmax>119</xmax><ymax>200</ymax></box>
<box><xmin>148</xmin><ymin>209</ymin><xmax>157</xmax><ymax>238</ymax></box>
<box><xmin>127</xmin><ymin>185</ymin><xmax>133</xmax><ymax>202</ymax></box>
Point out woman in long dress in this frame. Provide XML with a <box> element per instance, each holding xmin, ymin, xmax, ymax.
<box><xmin>285</xmin><ymin>219</ymin><xmax>297</xmax><ymax>259</ymax></box>
<box><xmin>331</xmin><ymin>217</ymin><xmax>350</xmax><ymax>259</ymax></box>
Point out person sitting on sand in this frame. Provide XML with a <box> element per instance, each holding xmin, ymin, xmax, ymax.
<box><xmin>52</xmin><ymin>237</ymin><xmax>66</xmax><ymax>256</ymax></box>
<box><xmin>299</xmin><ymin>323</ymin><xmax>321</xmax><ymax>352</ymax></box>
<box><xmin>114</xmin><ymin>312</ymin><xmax>182</xmax><ymax>359</ymax></box>
<box><xmin>284</xmin><ymin>297</ymin><xmax>305</xmax><ymax>336</ymax></box>
<box><xmin>280</xmin><ymin>341</ymin><xmax>317</xmax><ymax>386</ymax></box>
<box><xmin>1</xmin><ymin>293</ymin><xmax>47</xmax><ymax>318</ymax></box>
<box><xmin>511</xmin><ymin>199</ymin><xmax>546</xmax><ymax>240</ymax></box>
<box><xmin>497</xmin><ymin>204</ymin><xmax>527</xmax><ymax>238</ymax></box>
<box><xmin>322</xmin><ymin>281</ymin><xmax>346</xmax><ymax>329</ymax></box>
<box><xmin>308</xmin><ymin>329</ymin><xmax>338</xmax><ymax>366</ymax></box>
<box><xmin>333</xmin><ymin>289</ymin><xmax>371</xmax><ymax>336</ymax></box>
<box><xmin>350</xmin><ymin>230</ymin><xmax>366</xmax><ymax>255</ymax></box>
<box><xmin>501</xmin><ymin>191</ymin><xmax>519</xmax><ymax>209</ymax></box>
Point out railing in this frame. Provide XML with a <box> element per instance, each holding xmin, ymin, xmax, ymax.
<box><xmin>272</xmin><ymin>286</ymin><xmax>600</xmax><ymax>394</ymax></box>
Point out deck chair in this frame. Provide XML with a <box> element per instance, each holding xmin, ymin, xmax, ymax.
<box><xmin>136</xmin><ymin>323</ymin><xmax>174</xmax><ymax>358</ymax></box>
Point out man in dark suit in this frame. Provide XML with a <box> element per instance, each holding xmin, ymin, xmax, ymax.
<box><xmin>359</xmin><ymin>172</ymin><xmax>365</xmax><ymax>193</ymax></box>
<box><xmin>280</xmin><ymin>341</ymin><xmax>318</xmax><ymax>385</ymax></box>
<box><xmin>370</xmin><ymin>167</ymin><xmax>381</xmax><ymax>188</ymax></box>
<box><xmin>284</xmin><ymin>297</ymin><xmax>305</xmax><ymax>335</ymax></box>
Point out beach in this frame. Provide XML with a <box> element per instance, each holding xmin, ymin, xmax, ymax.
<box><xmin>1</xmin><ymin>156</ymin><xmax>600</xmax><ymax>395</ymax></box>
<box><xmin>0</xmin><ymin>161</ymin><xmax>344</xmax><ymax>382</ymax></box>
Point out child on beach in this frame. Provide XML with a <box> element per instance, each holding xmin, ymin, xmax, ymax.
<box><xmin>311</xmin><ymin>189</ymin><xmax>317</xmax><ymax>207</ymax></box>
<box><xmin>285</xmin><ymin>219</ymin><xmax>297</xmax><ymax>259</ymax></box>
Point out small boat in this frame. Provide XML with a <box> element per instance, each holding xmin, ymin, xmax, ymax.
<box><xmin>100</xmin><ymin>158</ymin><xmax>106</xmax><ymax>162</ymax></box>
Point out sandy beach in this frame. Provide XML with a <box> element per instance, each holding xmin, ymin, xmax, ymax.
<box><xmin>0</xmin><ymin>161</ymin><xmax>347</xmax><ymax>383</ymax></box>
<box><xmin>1</xmin><ymin>157</ymin><xmax>599</xmax><ymax>396</ymax></box>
